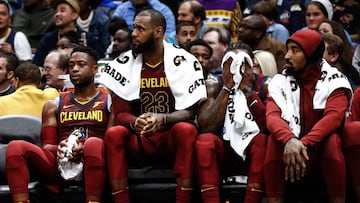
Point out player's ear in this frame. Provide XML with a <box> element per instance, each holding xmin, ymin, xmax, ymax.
<box><xmin>92</xmin><ymin>64</ymin><xmax>98</xmax><ymax>74</ymax></box>
<box><xmin>154</xmin><ymin>26</ymin><xmax>164</xmax><ymax>39</ymax></box>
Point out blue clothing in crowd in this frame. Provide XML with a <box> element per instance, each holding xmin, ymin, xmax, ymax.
<box><xmin>112</xmin><ymin>0</ymin><xmax>176</xmax><ymax>36</ymax></box>
<box><xmin>33</xmin><ymin>27</ymin><xmax>105</xmax><ymax>66</ymax></box>
<box><xmin>267</xmin><ymin>23</ymin><xmax>289</xmax><ymax>44</ymax></box>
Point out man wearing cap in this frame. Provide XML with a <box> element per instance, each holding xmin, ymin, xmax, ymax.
<box><xmin>264</xmin><ymin>29</ymin><xmax>352</xmax><ymax>202</ymax></box>
<box><xmin>32</xmin><ymin>0</ymin><xmax>104</xmax><ymax>66</ymax></box>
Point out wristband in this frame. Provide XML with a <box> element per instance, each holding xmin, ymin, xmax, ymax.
<box><xmin>222</xmin><ymin>86</ymin><xmax>233</xmax><ymax>94</ymax></box>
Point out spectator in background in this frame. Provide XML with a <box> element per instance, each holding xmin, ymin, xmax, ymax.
<box><xmin>0</xmin><ymin>1</ymin><xmax>32</xmax><ymax>62</ymax></box>
<box><xmin>105</xmin><ymin>17</ymin><xmax>132</xmax><ymax>59</ymax></box>
<box><xmin>318</xmin><ymin>20</ymin><xmax>354</xmax><ymax>64</ymax></box>
<box><xmin>12</xmin><ymin>0</ymin><xmax>55</xmax><ymax>50</ymax></box>
<box><xmin>0</xmin><ymin>52</ymin><xmax>18</xmax><ymax>96</ymax></box>
<box><xmin>112</xmin><ymin>0</ymin><xmax>176</xmax><ymax>36</ymax></box>
<box><xmin>186</xmin><ymin>39</ymin><xmax>212</xmax><ymax>79</ymax></box>
<box><xmin>77</xmin><ymin>0</ymin><xmax>111</xmax><ymax>54</ymax></box>
<box><xmin>243</xmin><ymin>0</ymin><xmax>306</xmax><ymax>35</ymax></box>
<box><xmin>198</xmin><ymin>0</ymin><xmax>242</xmax><ymax>42</ymax></box>
<box><xmin>237</xmin><ymin>15</ymin><xmax>286</xmax><ymax>73</ymax></box>
<box><xmin>252</xmin><ymin>50</ymin><xmax>278</xmax><ymax>78</ymax></box>
<box><xmin>42</xmin><ymin>49</ymin><xmax>70</xmax><ymax>91</ymax></box>
<box><xmin>251</xmin><ymin>1</ymin><xmax>290</xmax><ymax>44</ymax></box>
<box><xmin>203</xmin><ymin>27</ymin><xmax>231</xmax><ymax>79</ymax></box>
<box><xmin>56</xmin><ymin>30</ymin><xmax>81</xmax><ymax>49</ymax></box>
<box><xmin>33</xmin><ymin>0</ymin><xmax>104</xmax><ymax>66</ymax></box>
<box><xmin>321</xmin><ymin>33</ymin><xmax>360</xmax><ymax>89</ymax></box>
<box><xmin>334</xmin><ymin>2</ymin><xmax>360</xmax><ymax>45</ymax></box>
<box><xmin>175</xmin><ymin>21</ymin><xmax>197</xmax><ymax>48</ymax></box>
<box><xmin>0</xmin><ymin>62</ymin><xmax>59</xmax><ymax>117</ymax></box>
<box><xmin>166</xmin><ymin>0</ymin><xmax>206</xmax><ymax>45</ymax></box>
<box><xmin>305</xmin><ymin>0</ymin><xmax>333</xmax><ymax>30</ymax></box>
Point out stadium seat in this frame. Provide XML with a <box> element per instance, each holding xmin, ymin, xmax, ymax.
<box><xmin>0</xmin><ymin>115</ymin><xmax>42</xmax><ymax>202</ymax></box>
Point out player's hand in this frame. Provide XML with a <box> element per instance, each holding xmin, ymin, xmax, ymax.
<box><xmin>222</xmin><ymin>57</ymin><xmax>234</xmax><ymax>89</ymax></box>
<box><xmin>134</xmin><ymin>115</ymin><xmax>149</xmax><ymax>135</ymax></box>
<box><xmin>0</xmin><ymin>42</ymin><xmax>14</xmax><ymax>54</ymax></box>
<box><xmin>283</xmin><ymin>138</ymin><xmax>308</xmax><ymax>182</ymax></box>
<box><xmin>70</xmin><ymin>142</ymin><xmax>84</xmax><ymax>162</ymax></box>
<box><xmin>139</xmin><ymin>112</ymin><xmax>166</xmax><ymax>137</ymax></box>
<box><xmin>57</xmin><ymin>139</ymin><xmax>68</xmax><ymax>161</ymax></box>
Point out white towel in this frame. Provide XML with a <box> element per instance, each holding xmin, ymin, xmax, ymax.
<box><xmin>268</xmin><ymin>73</ymin><xmax>301</xmax><ymax>137</ymax></box>
<box><xmin>99</xmin><ymin>41</ymin><xmax>207</xmax><ymax>110</ymax></box>
<box><xmin>221</xmin><ymin>51</ymin><xmax>259</xmax><ymax>160</ymax></box>
<box><xmin>269</xmin><ymin>60</ymin><xmax>352</xmax><ymax>137</ymax></box>
<box><xmin>221</xmin><ymin>51</ymin><xmax>253</xmax><ymax>89</ymax></box>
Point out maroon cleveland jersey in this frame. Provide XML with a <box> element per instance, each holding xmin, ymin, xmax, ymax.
<box><xmin>57</xmin><ymin>91</ymin><xmax>110</xmax><ymax>141</ymax></box>
<box><xmin>139</xmin><ymin>62</ymin><xmax>175</xmax><ymax>114</ymax></box>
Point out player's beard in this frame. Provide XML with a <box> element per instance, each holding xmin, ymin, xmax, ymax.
<box><xmin>132</xmin><ymin>36</ymin><xmax>155</xmax><ymax>56</ymax></box>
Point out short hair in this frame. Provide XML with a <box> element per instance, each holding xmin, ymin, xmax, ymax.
<box><xmin>203</xmin><ymin>27</ymin><xmax>231</xmax><ymax>46</ymax></box>
<box><xmin>0</xmin><ymin>51</ymin><xmax>19</xmax><ymax>72</ymax></box>
<box><xmin>252</xmin><ymin>1</ymin><xmax>278</xmax><ymax>21</ymax></box>
<box><xmin>48</xmin><ymin>49</ymin><xmax>70</xmax><ymax>73</ymax></box>
<box><xmin>60</xmin><ymin>30</ymin><xmax>81</xmax><ymax>43</ymax></box>
<box><xmin>322</xmin><ymin>20</ymin><xmax>354</xmax><ymax>65</ymax></box>
<box><xmin>88</xmin><ymin>0</ymin><xmax>101</xmax><ymax>9</ymax></box>
<box><xmin>176</xmin><ymin>21</ymin><xmax>196</xmax><ymax>34</ymax></box>
<box><xmin>186</xmin><ymin>39</ymin><xmax>213</xmax><ymax>57</ymax></box>
<box><xmin>108</xmin><ymin>17</ymin><xmax>131</xmax><ymax>36</ymax></box>
<box><xmin>229</xmin><ymin>40</ymin><xmax>254</xmax><ymax>59</ymax></box>
<box><xmin>71</xmin><ymin>46</ymin><xmax>99</xmax><ymax>62</ymax></box>
<box><xmin>185</xmin><ymin>0</ymin><xmax>206</xmax><ymax>21</ymax></box>
<box><xmin>14</xmin><ymin>62</ymin><xmax>41</xmax><ymax>84</ymax></box>
<box><xmin>322</xmin><ymin>33</ymin><xmax>344</xmax><ymax>56</ymax></box>
<box><xmin>136</xmin><ymin>9</ymin><xmax>166</xmax><ymax>33</ymax></box>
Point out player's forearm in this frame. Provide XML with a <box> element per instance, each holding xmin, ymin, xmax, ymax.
<box><xmin>246</xmin><ymin>93</ymin><xmax>267</xmax><ymax>133</ymax></box>
<box><xmin>115</xmin><ymin>112</ymin><xmax>137</xmax><ymax>129</ymax></box>
<box><xmin>301</xmin><ymin>89</ymin><xmax>349</xmax><ymax>147</ymax></box>
<box><xmin>197</xmin><ymin>90</ymin><xmax>229</xmax><ymax>133</ymax></box>
<box><xmin>266</xmin><ymin>98</ymin><xmax>296</xmax><ymax>145</ymax></box>
<box><xmin>165</xmin><ymin>109</ymin><xmax>195</xmax><ymax>125</ymax></box>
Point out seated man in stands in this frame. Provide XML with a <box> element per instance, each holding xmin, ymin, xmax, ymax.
<box><xmin>6</xmin><ymin>46</ymin><xmax>113</xmax><ymax>203</ymax></box>
<box><xmin>0</xmin><ymin>61</ymin><xmax>58</xmax><ymax>118</ymax></box>
<box><xmin>42</xmin><ymin>49</ymin><xmax>70</xmax><ymax>91</ymax></box>
<box><xmin>196</xmin><ymin>49</ymin><xmax>268</xmax><ymax>203</ymax></box>
<box><xmin>0</xmin><ymin>52</ymin><xmax>19</xmax><ymax>96</ymax></box>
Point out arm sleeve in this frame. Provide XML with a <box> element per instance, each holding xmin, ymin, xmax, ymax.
<box><xmin>14</xmin><ymin>31</ymin><xmax>32</xmax><ymax>61</ymax></box>
<box><xmin>301</xmin><ymin>88</ymin><xmax>350</xmax><ymax>147</ymax></box>
<box><xmin>266</xmin><ymin>97</ymin><xmax>296</xmax><ymax>145</ymax></box>
<box><xmin>247</xmin><ymin>93</ymin><xmax>267</xmax><ymax>133</ymax></box>
<box><xmin>41</xmin><ymin>126</ymin><xmax>58</xmax><ymax>154</ymax></box>
<box><xmin>112</xmin><ymin>95</ymin><xmax>137</xmax><ymax>129</ymax></box>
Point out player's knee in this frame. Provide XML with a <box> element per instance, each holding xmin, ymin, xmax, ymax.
<box><xmin>84</xmin><ymin>137</ymin><xmax>104</xmax><ymax>159</ymax></box>
<box><xmin>171</xmin><ymin>122</ymin><xmax>197</xmax><ymax>143</ymax></box>
<box><xmin>196</xmin><ymin>137</ymin><xmax>216</xmax><ymax>168</ymax></box>
<box><xmin>321</xmin><ymin>134</ymin><xmax>343</xmax><ymax>160</ymax></box>
<box><xmin>105</xmin><ymin>126</ymin><xmax>130</xmax><ymax>146</ymax></box>
<box><xmin>251</xmin><ymin>133</ymin><xmax>268</xmax><ymax>148</ymax></box>
<box><xmin>6</xmin><ymin>140</ymin><xmax>30</xmax><ymax>156</ymax></box>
